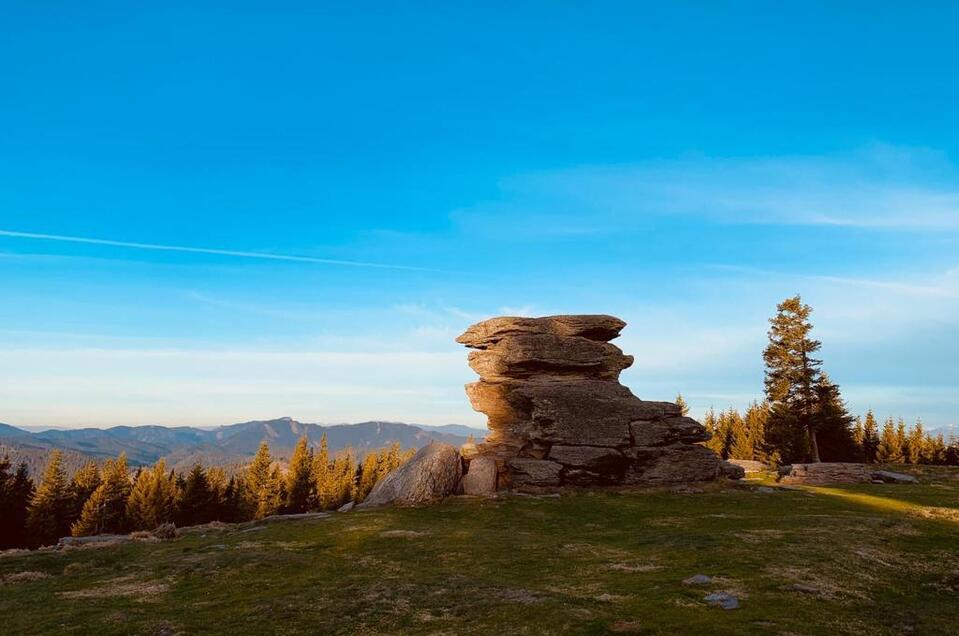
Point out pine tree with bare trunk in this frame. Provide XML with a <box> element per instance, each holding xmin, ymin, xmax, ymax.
<box><xmin>763</xmin><ymin>295</ymin><xmax>823</xmax><ymax>463</ymax></box>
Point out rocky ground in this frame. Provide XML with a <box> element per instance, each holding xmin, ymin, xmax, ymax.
<box><xmin>2</xmin><ymin>465</ymin><xmax>958</xmax><ymax>635</ymax></box>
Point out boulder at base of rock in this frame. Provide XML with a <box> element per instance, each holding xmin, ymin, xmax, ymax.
<box><xmin>871</xmin><ymin>470</ymin><xmax>919</xmax><ymax>484</ymax></box>
<box><xmin>357</xmin><ymin>441</ymin><xmax>462</xmax><ymax>508</ymax></box>
<box><xmin>720</xmin><ymin>461</ymin><xmax>746</xmax><ymax>480</ymax></box>
<box><xmin>461</xmin><ymin>456</ymin><xmax>498</xmax><ymax>495</ymax></box>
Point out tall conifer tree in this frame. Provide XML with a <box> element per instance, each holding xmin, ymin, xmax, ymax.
<box><xmin>852</xmin><ymin>417</ymin><xmax>865</xmax><ymax>458</ymax></box>
<box><xmin>906</xmin><ymin>420</ymin><xmax>925</xmax><ymax>464</ymax></box>
<box><xmin>312</xmin><ymin>434</ymin><xmax>332</xmax><ymax>509</ymax></box>
<box><xmin>702</xmin><ymin>407</ymin><xmax>725</xmax><ymax>456</ymax></box>
<box><xmin>743</xmin><ymin>401</ymin><xmax>773</xmax><ymax>464</ymax></box>
<box><xmin>861</xmin><ymin>411</ymin><xmax>880</xmax><ymax>463</ymax></box>
<box><xmin>947</xmin><ymin>436</ymin><xmax>959</xmax><ymax>466</ymax></box>
<box><xmin>895</xmin><ymin>419</ymin><xmax>908</xmax><ymax>462</ymax></box>
<box><xmin>73</xmin><ymin>453</ymin><xmax>132</xmax><ymax>536</ymax></box>
<box><xmin>285</xmin><ymin>436</ymin><xmax>314</xmax><ymax>513</ymax></box>
<box><xmin>330</xmin><ymin>451</ymin><xmax>357</xmax><ymax>507</ymax></box>
<box><xmin>356</xmin><ymin>451</ymin><xmax>380</xmax><ymax>502</ymax></box>
<box><xmin>0</xmin><ymin>457</ymin><xmax>34</xmax><ymax>549</ymax></box>
<box><xmin>727</xmin><ymin>409</ymin><xmax>752</xmax><ymax>460</ymax></box>
<box><xmin>222</xmin><ymin>475</ymin><xmax>249</xmax><ymax>522</ymax></box>
<box><xmin>177</xmin><ymin>464</ymin><xmax>215</xmax><ymax>527</ymax></box>
<box><xmin>930</xmin><ymin>433</ymin><xmax>948</xmax><ymax>465</ymax></box>
<box><xmin>246</xmin><ymin>442</ymin><xmax>282</xmax><ymax>519</ymax></box>
<box><xmin>26</xmin><ymin>450</ymin><xmax>71</xmax><ymax>546</ymax></box>
<box><xmin>675</xmin><ymin>393</ymin><xmax>690</xmax><ymax>417</ymax></box>
<box><xmin>127</xmin><ymin>460</ymin><xmax>179</xmax><ymax>531</ymax></box>
<box><xmin>381</xmin><ymin>442</ymin><xmax>402</xmax><ymax>477</ymax></box>
<box><xmin>205</xmin><ymin>467</ymin><xmax>228</xmax><ymax>519</ymax></box>
<box><xmin>876</xmin><ymin>418</ymin><xmax>903</xmax><ymax>464</ymax></box>
<box><xmin>811</xmin><ymin>374</ymin><xmax>858</xmax><ymax>461</ymax></box>
<box><xmin>67</xmin><ymin>461</ymin><xmax>101</xmax><ymax>526</ymax></box>
<box><xmin>763</xmin><ymin>295</ymin><xmax>823</xmax><ymax>462</ymax></box>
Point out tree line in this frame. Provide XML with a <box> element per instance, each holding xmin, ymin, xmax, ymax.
<box><xmin>680</xmin><ymin>295</ymin><xmax>958</xmax><ymax>466</ymax></box>
<box><xmin>0</xmin><ymin>435</ymin><xmax>413</xmax><ymax>550</ymax></box>
<box><xmin>698</xmin><ymin>402</ymin><xmax>959</xmax><ymax>467</ymax></box>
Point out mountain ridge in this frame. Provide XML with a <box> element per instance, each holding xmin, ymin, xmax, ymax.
<box><xmin>0</xmin><ymin>418</ymin><xmax>482</xmax><ymax>475</ymax></box>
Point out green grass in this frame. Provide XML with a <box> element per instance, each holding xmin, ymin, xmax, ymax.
<box><xmin>2</xmin><ymin>466</ymin><xmax>958</xmax><ymax>635</ymax></box>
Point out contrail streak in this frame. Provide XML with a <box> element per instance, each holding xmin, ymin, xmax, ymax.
<box><xmin>0</xmin><ymin>229</ymin><xmax>434</xmax><ymax>272</ymax></box>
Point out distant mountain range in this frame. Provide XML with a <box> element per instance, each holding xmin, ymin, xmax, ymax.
<box><xmin>0</xmin><ymin>418</ymin><xmax>485</xmax><ymax>477</ymax></box>
<box><xmin>929</xmin><ymin>424</ymin><xmax>958</xmax><ymax>439</ymax></box>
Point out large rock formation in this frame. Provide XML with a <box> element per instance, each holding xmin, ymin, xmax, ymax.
<box><xmin>457</xmin><ymin>315</ymin><xmax>725</xmax><ymax>490</ymax></box>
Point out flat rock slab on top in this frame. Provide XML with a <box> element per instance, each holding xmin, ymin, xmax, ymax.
<box><xmin>456</xmin><ymin>315</ymin><xmax>626</xmax><ymax>349</ymax></box>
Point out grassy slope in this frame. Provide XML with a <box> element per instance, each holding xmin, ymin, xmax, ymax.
<box><xmin>1</xmin><ymin>466</ymin><xmax>957</xmax><ymax>636</ymax></box>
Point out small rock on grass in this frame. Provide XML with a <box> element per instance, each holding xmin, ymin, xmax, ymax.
<box><xmin>152</xmin><ymin>523</ymin><xmax>178</xmax><ymax>540</ymax></box>
<box><xmin>872</xmin><ymin>470</ymin><xmax>919</xmax><ymax>484</ymax></box>
<box><xmin>704</xmin><ymin>592</ymin><xmax>740</xmax><ymax>610</ymax></box>
<box><xmin>756</xmin><ymin>486</ymin><xmax>775</xmax><ymax>493</ymax></box>
<box><xmin>609</xmin><ymin>620</ymin><xmax>642</xmax><ymax>633</ymax></box>
<box><xmin>683</xmin><ymin>574</ymin><xmax>712</xmax><ymax>585</ymax></box>
<box><xmin>58</xmin><ymin>535</ymin><xmax>131</xmax><ymax>547</ymax></box>
<box><xmin>789</xmin><ymin>583</ymin><xmax>821</xmax><ymax>595</ymax></box>
<box><xmin>338</xmin><ymin>501</ymin><xmax>355</xmax><ymax>512</ymax></box>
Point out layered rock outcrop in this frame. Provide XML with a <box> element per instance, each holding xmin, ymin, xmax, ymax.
<box><xmin>457</xmin><ymin>315</ymin><xmax>725</xmax><ymax>490</ymax></box>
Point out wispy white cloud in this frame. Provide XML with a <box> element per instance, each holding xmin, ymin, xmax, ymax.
<box><xmin>0</xmin><ymin>229</ymin><xmax>436</xmax><ymax>272</ymax></box>
<box><xmin>707</xmin><ymin>264</ymin><xmax>959</xmax><ymax>299</ymax></box>
<box><xmin>453</xmin><ymin>145</ymin><xmax>959</xmax><ymax>234</ymax></box>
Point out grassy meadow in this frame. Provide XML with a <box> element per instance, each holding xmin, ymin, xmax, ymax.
<box><xmin>2</xmin><ymin>466</ymin><xmax>957</xmax><ymax>635</ymax></box>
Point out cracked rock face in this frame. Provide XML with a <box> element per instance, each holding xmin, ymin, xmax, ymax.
<box><xmin>457</xmin><ymin>314</ymin><xmax>723</xmax><ymax>490</ymax></box>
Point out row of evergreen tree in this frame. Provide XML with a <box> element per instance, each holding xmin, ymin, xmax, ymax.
<box><xmin>0</xmin><ymin>435</ymin><xmax>413</xmax><ymax>550</ymax></box>
<box><xmin>698</xmin><ymin>401</ymin><xmax>959</xmax><ymax>467</ymax></box>
<box><xmin>676</xmin><ymin>295</ymin><xmax>957</xmax><ymax>466</ymax></box>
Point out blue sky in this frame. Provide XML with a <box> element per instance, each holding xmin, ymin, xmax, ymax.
<box><xmin>1</xmin><ymin>2</ymin><xmax>957</xmax><ymax>430</ymax></box>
